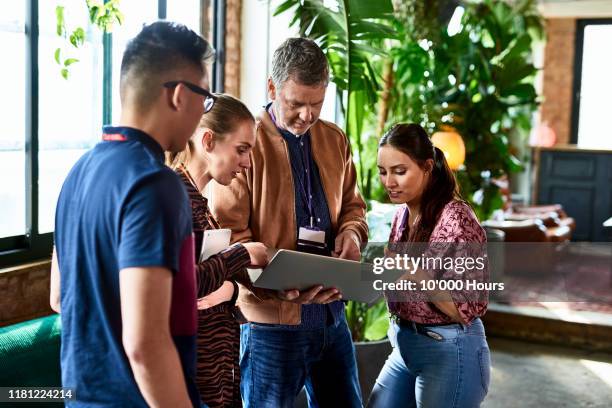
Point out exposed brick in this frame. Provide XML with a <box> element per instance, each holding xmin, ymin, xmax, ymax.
<box><xmin>541</xmin><ymin>18</ymin><xmax>576</xmax><ymax>145</ymax></box>
<box><xmin>0</xmin><ymin>262</ymin><xmax>53</xmax><ymax>327</ymax></box>
<box><xmin>225</xmin><ymin>0</ymin><xmax>242</xmax><ymax>97</ymax></box>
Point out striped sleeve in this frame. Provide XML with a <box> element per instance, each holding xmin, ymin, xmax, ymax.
<box><xmin>195</xmin><ymin>243</ymin><xmax>251</xmax><ymax>298</ymax></box>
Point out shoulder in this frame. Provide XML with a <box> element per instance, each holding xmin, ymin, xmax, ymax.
<box><xmin>126</xmin><ymin>166</ymin><xmax>188</xmax><ymax>207</ymax></box>
<box><xmin>314</xmin><ymin>119</ymin><xmax>348</xmax><ymax>142</ymax></box>
<box><xmin>431</xmin><ymin>200</ymin><xmax>485</xmax><ymax>243</ymax></box>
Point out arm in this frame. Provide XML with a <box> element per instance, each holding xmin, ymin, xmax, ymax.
<box><xmin>195</xmin><ymin>244</ymin><xmax>250</xmax><ymax>298</ymax></box>
<box><xmin>120</xmin><ymin>266</ymin><xmax>192</xmax><ymax>408</ymax></box>
<box><xmin>399</xmin><ymin>266</ymin><xmax>465</xmax><ymax>324</ymax></box>
<box><xmin>50</xmin><ymin>247</ymin><xmax>61</xmax><ymax>313</ymax></box>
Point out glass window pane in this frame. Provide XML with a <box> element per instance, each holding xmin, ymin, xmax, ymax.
<box><xmin>167</xmin><ymin>0</ymin><xmax>201</xmax><ymax>34</ymax></box>
<box><xmin>577</xmin><ymin>24</ymin><xmax>612</xmax><ymax>149</ymax></box>
<box><xmin>0</xmin><ymin>2</ymin><xmax>26</xmax><ymax>239</ymax></box>
<box><xmin>111</xmin><ymin>0</ymin><xmax>158</xmax><ymax>123</ymax></box>
<box><xmin>38</xmin><ymin>0</ymin><xmax>104</xmax><ymax>233</ymax></box>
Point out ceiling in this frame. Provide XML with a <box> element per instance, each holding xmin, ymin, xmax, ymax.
<box><xmin>538</xmin><ymin>0</ymin><xmax>612</xmax><ymax>18</ymax></box>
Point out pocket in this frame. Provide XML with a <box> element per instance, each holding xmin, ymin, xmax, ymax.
<box><xmin>478</xmin><ymin>346</ymin><xmax>491</xmax><ymax>395</ymax></box>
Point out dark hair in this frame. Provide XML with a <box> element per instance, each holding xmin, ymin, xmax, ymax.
<box><xmin>379</xmin><ymin>123</ymin><xmax>461</xmax><ymax>242</ymax></box>
<box><xmin>166</xmin><ymin>93</ymin><xmax>255</xmax><ymax>169</ymax></box>
<box><xmin>271</xmin><ymin>37</ymin><xmax>329</xmax><ymax>87</ymax></box>
<box><xmin>120</xmin><ymin>21</ymin><xmax>215</xmax><ymax>110</ymax></box>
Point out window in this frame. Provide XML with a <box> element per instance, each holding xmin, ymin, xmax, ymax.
<box><xmin>571</xmin><ymin>19</ymin><xmax>612</xmax><ymax>149</ymax></box>
<box><xmin>0</xmin><ymin>0</ymin><xmax>222</xmax><ymax>267</ymax></box>
<box><xmin>0</xmin><ymin>1</ymin><xmax>26</xmax><ymax>240</ymax></box>
<box><xmin>38</xmin><ymin>0</ymin><xmax>103</xmax><ymax>234</ymax></box>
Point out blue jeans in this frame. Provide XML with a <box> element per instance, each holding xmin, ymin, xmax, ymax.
<box><xmin>240</xmin><ymin>317</ymin><xmax>363</xmax><ymax>408</ymax></box>
<box><xmin>368</xmin><ymin>318</ymin><xmax>490</xmax><ymax>408</ymax></box>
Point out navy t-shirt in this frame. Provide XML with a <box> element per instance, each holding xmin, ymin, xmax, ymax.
<box><xmin>54</xmin><ymin>126</ymin><xmax>200</xmax><ymax>407</ymax></box>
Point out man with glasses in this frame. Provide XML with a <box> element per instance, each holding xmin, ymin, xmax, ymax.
<box><xmin>51</xmin><ymin>22</ymin><xmax>213</xmax><ymax>407</ymax></box>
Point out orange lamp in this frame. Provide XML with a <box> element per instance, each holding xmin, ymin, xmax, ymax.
<box><xmin>431</xmin><ymin>130</ymin><xmax>466</xmax><ymax>170</ymax></box>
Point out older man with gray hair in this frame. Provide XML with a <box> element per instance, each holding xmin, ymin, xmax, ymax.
<box><xmin>212</xmin><ymin>37</ymin><xmax>367</xmax><ymax>407</ymax></box>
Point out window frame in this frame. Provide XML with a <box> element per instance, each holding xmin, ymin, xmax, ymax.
<box><xmin>0</xmin><ymin>0</ymin><xmax>224</xmax><ymax>268</ymax></box>
<box><xmin>570</xmin><ymin>18</ymin><xmax>612</xmax><ymax>144</ymax></box>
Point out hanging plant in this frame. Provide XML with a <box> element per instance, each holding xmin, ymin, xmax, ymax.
<box><xmin>55</xmin><ymin>0</ymin><xmax>124</xmax><ymax>79</ymax></box>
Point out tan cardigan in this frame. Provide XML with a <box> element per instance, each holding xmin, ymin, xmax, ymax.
<box><xmin>210</xmin><ymin>110</ymin><xmax>368</xmax><ymax>324</ymax></box>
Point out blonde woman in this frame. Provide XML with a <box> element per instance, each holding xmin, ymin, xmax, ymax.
<box><xmin>167</xmin><ymin>94</ymin><xmax>268</xmax><ymax>408</ymax></box>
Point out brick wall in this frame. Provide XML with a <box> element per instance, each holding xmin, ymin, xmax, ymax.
<box><xmin>0</xmin><ymin>261</ymin><xmax>53</xmax><ymax>327</ymax></box>
<box><xmin>225</xmin><ymin>0</ymin><xmax>242</xmax><ymax>97</ymax></box>
<box><xmin>541</xmin><ymin>18</ymin><xmax>576</xmax><ymax>145</ymax></box>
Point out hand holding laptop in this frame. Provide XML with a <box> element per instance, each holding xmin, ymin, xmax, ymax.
<box><xmin>277</xmin><ymin>285</ymin><xmax>342</xmax><ymax>305</ymax></box>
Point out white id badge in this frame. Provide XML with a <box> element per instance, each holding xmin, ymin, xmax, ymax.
<box><xmin>298</xmin><ymin>227</ymin><xmax>326</xmax><ymax>244</ymax></box>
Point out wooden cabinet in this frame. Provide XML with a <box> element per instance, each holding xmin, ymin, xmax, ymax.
<box><xmin>534</xmin><ymin>145</ymin><xmax>612</xmax><ymax>241</ymax></box>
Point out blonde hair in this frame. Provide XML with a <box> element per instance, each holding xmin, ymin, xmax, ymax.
<box><xmin>166</xmin><ymin>93</ymin><xmax>255</xmax><ymax>169</ymax></box>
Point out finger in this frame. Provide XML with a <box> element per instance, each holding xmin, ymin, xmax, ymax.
<box><xmin>312</xmin><ymin>288</ymin><xmax>339</xmax><ymax>303</ymax></box>
<box><xmin>334</xmin><ymin>234</ymin><xmax>343</xmax><ymax>254</ymax></box>
<box><xmin>299</xmin><ymin>285</ymin><xmax>323</xmax><ymax>303</ymax></box>
<box><xmin>280</xmin><ymin>289</ymin><xmax>299</xmax><ymax>300</ymax></box>
<box><xmin>337</xmin><ymin>242</ymin><xmax>349</xmax><ymax>259</ymax></box>
<box><xmin>323</xmin><ymin>293</ymin><xmax>343</xmax><ymax>304</ymax></box>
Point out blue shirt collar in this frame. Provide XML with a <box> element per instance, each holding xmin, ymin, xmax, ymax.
<box><xmin>102</xmin><ymin>126</ymin><xmax>165</xmax><ymax>162</ymax></box>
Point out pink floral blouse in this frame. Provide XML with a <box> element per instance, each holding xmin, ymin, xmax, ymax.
<box><xmin>387</xmin><ymin>199</ymin><xmax>488</xmax><ymax>324</ymax></box>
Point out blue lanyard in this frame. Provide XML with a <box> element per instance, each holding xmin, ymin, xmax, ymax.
<box><xmin>268</xmin><ymin>106</ymin><xmax>317</xmax><ymax>228</ymax></box>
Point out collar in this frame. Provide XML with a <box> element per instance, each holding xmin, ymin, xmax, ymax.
<box><xmin>264</xmin><ymin>103</ymin><xmax>310</xmax><ymax>139</ymax></box>
<box><xmin>102</xmin><ymin>126</ymin><xmax>165</xmax><ymax>163</ymax></box>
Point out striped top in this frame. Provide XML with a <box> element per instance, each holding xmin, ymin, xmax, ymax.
<box><xmin>176</xmin><ymin>164</ymin><xmax>251</xmax><ymax>312</ymax></box>
<box><xmin>176</xmin><ymin>163</ymin><xmax>250</xmax><ymax>408</ymax></box>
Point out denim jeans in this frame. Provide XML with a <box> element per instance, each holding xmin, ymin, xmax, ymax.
<box><xmin>240</xmin><ymin>317</ymin><xmax>363</xmax><ymax>408</ymax></box>
<box><xmin>368</xmin><ymin>318</ymin><xmax>490</xmax><ymax>408</ymax></box>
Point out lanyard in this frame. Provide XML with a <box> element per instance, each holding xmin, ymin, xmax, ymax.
<box><xmin>268</xmin><ymin>105</ymin><xmax>317</xmax><ymax>228</ymax></box>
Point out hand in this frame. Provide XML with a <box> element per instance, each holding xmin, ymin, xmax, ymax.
<box><xmin>332</xmin><ymin>230</ymin><xmax>361</xmax><ymax>261</ymax></box>
<box><xmin>242</xmin><ymin>242</ymin><xmax>269</xmax><ymax>267</ymax></box>
<box><xmin>277</xmin><ymin>285</ymin><xmax>342</xmax><ymax>304</ymax></box>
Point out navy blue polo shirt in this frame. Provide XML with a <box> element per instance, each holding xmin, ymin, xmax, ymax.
<box><xmin>54</xmin><ymin>126</ymin><xmax>200</xmax><ymax>407</ymax></box>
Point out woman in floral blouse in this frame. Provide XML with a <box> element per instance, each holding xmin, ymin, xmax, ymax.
<box><xmin>167</xmin><ymin>94</ymin><xmax>268</xmax><ymax>408</ymax></box>
<box><xmin>368</xmin><ymin>123</ymin><xmax>491</xmax><ymax>408</ymax></box>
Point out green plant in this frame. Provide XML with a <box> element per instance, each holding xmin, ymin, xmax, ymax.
<box><xmin>345</xmin><ymin>298</ymin><xmax>389</xmax><ymax>342</ymax></box>
<box><xmin>278</xmin><ymin>0</ymin><xmax>543</xmax><ymax>220</ymax></box>
<box><xmin>384</xmin><ymin>0</ymin><xmax>544</xmax><ymax>219</ymax></box>
<box><xmin>55</xmin><ymin>0</ymin><xmax>124</xmax><ymax>79</ymax></box>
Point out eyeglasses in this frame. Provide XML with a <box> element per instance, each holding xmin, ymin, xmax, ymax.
<box><xmin>163</xmin><ymin>80</ymin><xmax>216</xmax><ymax>113</ymax></box>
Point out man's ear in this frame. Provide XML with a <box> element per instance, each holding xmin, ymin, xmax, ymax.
<box><xmin>267</xmin><ymin>77</ymin><xmax>277</xmax><ymax>101</ymax></box>
<box><xmin>166</xmin><ymin>83</ymin><xmax>184</xmax><ymax>111</ymax></box>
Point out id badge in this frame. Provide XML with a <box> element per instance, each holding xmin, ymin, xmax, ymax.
<box><xmin>297</xmin><ymin>227</ymin><xmax>329</xmax><ymax>256</ymax></box>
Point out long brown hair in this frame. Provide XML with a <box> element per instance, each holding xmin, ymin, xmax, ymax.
<box><xmin>379</xmin><ymin>123</ymin><xmax>461</xmax><ymax>242</ymax></box>
<box><xmin>166</xmin><ymin>93</ymin><xmax>255</xmax><ymax>169</ymax></box>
